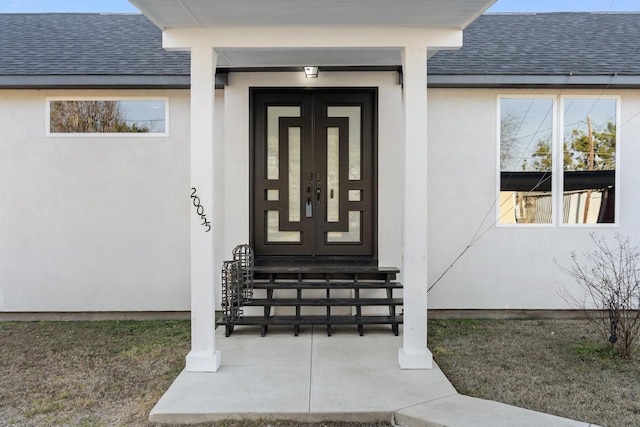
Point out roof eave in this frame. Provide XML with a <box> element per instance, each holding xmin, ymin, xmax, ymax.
<box><xmin>427</xmin><ymin>74</ymin><xmax>640</xmax><ymax>88</ymax></box>
<box><xmin>0</xmin><ymin>75</ymin><xmax>202</xmax><ymax>90</ymax></box>
<box><xmin>5</xmin><ymin>73</ymin><xmax>640</xmax><ymax>90</ymax></box>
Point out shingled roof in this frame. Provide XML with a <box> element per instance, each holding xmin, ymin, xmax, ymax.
<box><xmin>0</xmin><ymin>13</ymin><xmax>190</xmax><ymax>88</ymax></box>
<box><xmin>428</xmin><ymin>12</ymin><xmax>640</xmax><ymax>87</ymax></box>
<box><xmin>1</xmin><ymin>12</ymin><xmax>639</xmax><ymax>88</ymax></box>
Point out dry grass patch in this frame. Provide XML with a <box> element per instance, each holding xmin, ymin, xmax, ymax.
<box><xmin>3</xmin><ymin>319</ymin><xmax>639</xmax><ymax>426</ymax></box>
<box><xmin>429</xmin><ymin>319</ymin><xmax>640</xmax><ymax>427</ymax></box>
<box><xmin>0</xmin><ymin>321</ymin><xmax>391</xmax><ymax>427</ymax></box>
<box><xmin>0</xmin><ymin>321</ymin><xmax>189</xmax><ymax>427</ymax></box>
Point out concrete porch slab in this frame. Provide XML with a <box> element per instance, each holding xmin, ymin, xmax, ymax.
<box><xmin>150</xmin><ymin>325</ymin><xmax>599</xmax><ymax>426</ymax></box>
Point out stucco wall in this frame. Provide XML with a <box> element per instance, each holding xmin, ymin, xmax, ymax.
<box><xmin>426</xmin><ymin>88</ymin><xmax>640</xmax><ymax>309</ymax></box>
<box><xmin>4</xmin><ymin>83</ymin><xmax>639</xmax><ymax>313</ymax></box>
<box><xmin>1</xmin><ymin>76</ymin><xmax>403</xmax><ymax>314</ymax></box>
<box><xmin>0</xmin><ymin>89</ymin><xmax>192</xmax><ymax>312</ymax></box>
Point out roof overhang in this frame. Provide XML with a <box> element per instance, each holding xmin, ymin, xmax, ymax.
<box><xmin>0</xmin><ymin>75</ymin><xmax>195</xmax><ymax>90</ymax></box>
<box><xmin>129</xmin><ymin>0</ymin><xmax>495</xmax><ymax>69</ymax></box>
<box><xmin>427</xmin><ymin>74</ymin><xmax>640</xmax><ymax>89</ymax></box>
<box><xmin>129</xmin><ymin>0</ymin><xmax>495</xmax><ymax>30</ymax></box>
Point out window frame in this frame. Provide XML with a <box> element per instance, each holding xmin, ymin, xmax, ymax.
<box><xmin>45</xmin><ymin>96</ymin><xmax>169</xmax><ymax>137</ymax></box>
<box><xmin>496</xmin><ymin>94</ymin><xmax>620</xmax><ymax>227</ymax></box>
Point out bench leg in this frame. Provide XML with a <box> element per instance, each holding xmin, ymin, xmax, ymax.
<box><xmin>261</xmin><ymin>325</ymin><xmax>268</xmax><ymax>337</ymax></box>
<box><xmin>358</xmin><ymin>324</ymin><xmax>364</xmax><ymax>336</ymax></box>
<box><xmin>392</xmin><ymin>323</ymin><xmax>399</xmax><ymax>336</ymax></box>
<box><xmin>225</xmin><ymin>324</ymin><xmax>234</xmax><ymax>337</ymax></box>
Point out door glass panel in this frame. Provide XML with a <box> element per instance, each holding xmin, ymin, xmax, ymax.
<box><xmin>289</xmin><ymin>127</ymin><xmax>301</xmax><ymax>222</ymax></box>
<box><xmin>327</xmin><ymin>211</ymin><xmax>361</xmax><ymax>242</ymax></box>
<box><xmin>266</xmin><ymin>211</ymin><xmax>301</xmax><ymax>242</ymax></box>
<box><xmin>348</xmin><ymin>190</ymin><xmax>361</xmax><ymax>202</ymax></box>
<box><xmin>328</xmin><ymin>106</ymin><xmax>361</xmax><ymax>180</ymax></box>
<box><xmin>267</xmin><ymin>106</ymin><xmax>301</xmax><ymax>180</ymax></box>
<box><xmin>327</xmin><ymin>127</ymin><xmax>340</xmax><ymax>223</ymax></box>
<box><xmin>266</xmin><ymin>189</ymin><xmax>279</xmax><ymax>201</ymax></box>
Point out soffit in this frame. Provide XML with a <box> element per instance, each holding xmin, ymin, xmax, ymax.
<box><xmin>215</xmin><ymin>48</ymin><xmax>403</xmax><ymax>68</ymax></box>
<box><xmin>129</xmin><ymin>0</ymin><xmax>494</xmax><ymax>30</ymax></box>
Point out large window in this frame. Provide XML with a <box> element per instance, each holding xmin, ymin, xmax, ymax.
<box><xmin>562</xmin><ymin>98</ymin><xmax>617</xmax><ymax>224</ymax></box>
<box><xmin>47</xmin><ymin>98</ymin><xmax>168</xmax><ymax>136</ymax></box>
<box><xmin>499</xmin><ymin>96</ymin><xmax>618</xmax><ymax>226</ymax></box>
<box><xmin>499</xmin><ymin>97</ymin><xmax>555</xmax><ymax>224</ymax></box>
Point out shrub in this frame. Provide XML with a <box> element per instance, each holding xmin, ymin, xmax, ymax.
<box><xmin>557</xmin><ymin>233</ymin><xmax>640</xmax><ymax>359</ymax></box>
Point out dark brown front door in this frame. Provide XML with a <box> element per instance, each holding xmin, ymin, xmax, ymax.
<box><xmin>251</xmin><ymin>89</ymin><xmax>377</xmax><ymax>259</ymax></box>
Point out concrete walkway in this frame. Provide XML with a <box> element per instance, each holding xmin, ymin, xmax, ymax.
<box><xmin>150</xmin><ymin>326</ymin><xmax>600</xmax><ymax>426</ymax></box>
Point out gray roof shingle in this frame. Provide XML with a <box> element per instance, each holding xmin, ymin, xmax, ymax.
<box><xmin>1</xmin><ymin>12</ymin><xmax>639</xmax><ymax>88</ymax></box>
<box><xmin>428</xmin><ymin>12</ymin><xmax>640</xmax><ymax>86</ymax></box>
<box><xmin>0</xmin><ymin>13</ymin><xmax>189</xmax><ymax>75</ymax></box>
<box><xmin>0</xmin><ymin>13</ymin><xmax>190</xmax><ymax>87</ymax></box>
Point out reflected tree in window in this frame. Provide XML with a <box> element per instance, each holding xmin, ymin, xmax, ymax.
<box><xmin>565</xmin><ymin>121</ymin><xmax>616</xmax><ymax>171</ymax></box>
<box><xmin>49</xmin><ymin>100</ymin><xmax>166</xmax><ymax>134</ymax></box>
<box><xmin>532</xmin><ymin>139</ymin><xmax>574</xmax><ymax>172</ymax></box>
<box><xmin>500</xmin><ymin>112</ymin><xmax>521</xmax><ymax>170</ymax></box>
<box><xmin>499</xmin><ymin>97</ymin><xmax>554</xmax><ymax>224</ymax></box>
<box><xmin>563</xmin><ymin>98</ymin><xmax>616</xmax><ymax>224</ymax></box>
<box><xmin>530</xmin><ymin>139</ymin><xmax>551</xmax><ymax>171</ymax></box>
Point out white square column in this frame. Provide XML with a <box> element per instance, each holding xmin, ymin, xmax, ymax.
<box><xmin>398</xmin><ymin>44</ymin><xmax>433</xmax><ymax>369</ymax></box>
<box><xmin>186</xmin><ymin>44</ymin><xmax>221</xmax><ymax>372</ymax></box>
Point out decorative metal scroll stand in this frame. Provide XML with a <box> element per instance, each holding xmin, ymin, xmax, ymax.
<box><xmin>220</xmin><ymin>244</ymin><xmax>254</xmax><ymax>337</ymax></box>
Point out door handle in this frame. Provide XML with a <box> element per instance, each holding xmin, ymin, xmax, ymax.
<box><xmin>306</xmin><ymin>183</ymin><xmax>313</xmax><ymax>217</ymax></box>
<box><xmin>316</xmin><ymin>183</ymin><xmax>321</xmax><ymax>205</ymax></box>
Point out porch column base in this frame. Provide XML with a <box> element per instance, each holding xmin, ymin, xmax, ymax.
<box><xmin>186</xmin><ymin>350</ymin><xmax>221</xmax><ymax>372</ymax></box>
<box><xmin>398</xmin><ymin>348</ymin><xmax>433</xmax><ymax>370</ymax></box>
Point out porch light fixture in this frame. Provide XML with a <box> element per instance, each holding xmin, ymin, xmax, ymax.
<box><xmin>304</xmin><ymin>66</ymin><xmax>319</xmax><ymax>78</ymax></box>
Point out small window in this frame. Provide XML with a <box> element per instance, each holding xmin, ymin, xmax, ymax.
<box><xmin>47</xmin><ymin>98</ymin><xmax>168</xmax><ymax>136</ymax></box>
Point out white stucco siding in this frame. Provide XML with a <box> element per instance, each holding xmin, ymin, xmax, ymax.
<box><xmin>0</xmin><ymin>89</ymin><xmax>192</xmax><ymax>312</ymax></box>
<box><xmin>427</xmin><ymin>88</ymin><xmax>640</xmax><ymax>309</ymax></box>
<box><xmin>7</xmin><ymin>82</ymin><xmax>639</xmax><ymax>314</ymax></box>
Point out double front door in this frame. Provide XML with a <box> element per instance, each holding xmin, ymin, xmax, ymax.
<box><xmin>252</xmin><ymin>90</ymin><xmax>377</xmax><ymax>259</ymax></box>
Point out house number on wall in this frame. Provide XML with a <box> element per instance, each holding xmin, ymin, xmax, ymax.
<box><xmin>190</xmin><ymin>187</ymin><xmax>211</xmax><ymax>232</ymax></box>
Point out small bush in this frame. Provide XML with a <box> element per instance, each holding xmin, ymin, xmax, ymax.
<box><xmin>558</xmin><ymin>233</ymin><xmax>640</xmax><ymax>359</ymax></box>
